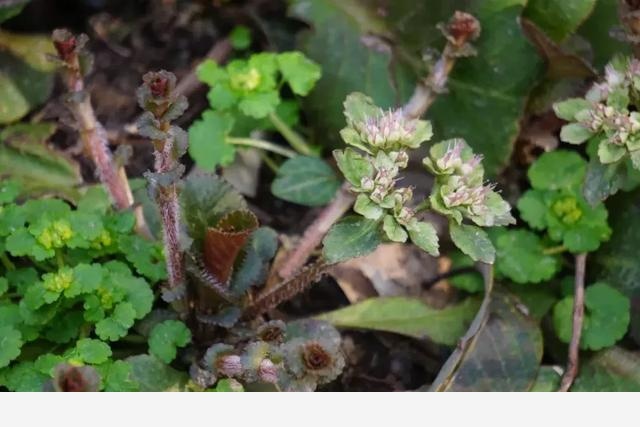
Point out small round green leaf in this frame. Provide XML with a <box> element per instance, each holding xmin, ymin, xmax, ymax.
<box><xmin>148</xmin><ymin>320</ymin><xmax>192</xmax><ymax>364</ymax></box>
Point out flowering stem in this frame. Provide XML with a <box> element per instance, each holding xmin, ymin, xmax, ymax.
<box><xmin>226</xmin><ymin>137</ymin><xmax>297</xmax><ymax>158</ymax></box>
<box><xmin>559</xmin><ymin>253</ymin><xmax>587</xmax><ymax>392</ymax></box>
<box><xmin>268</xmin><ymin>112</ymin><xmax>316</xmax><ymax>156</ymax></box>
<box><xmin>276</xmin><ymin>11</ymin><xmax>481</xmax><ymax>279</ymax></box>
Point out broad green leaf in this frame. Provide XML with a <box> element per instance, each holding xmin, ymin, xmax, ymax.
<box><xmin>322</xmin><ymin>216</ymin><xmax>383</xmax><ymax>263</ymax></box>
<box><xmin>277</xmin><ymin>52</ymin><xmax>322</xmax><ymax>96</ymax></box>
<box><xmin>188</xmin><ymin>110</ymin><xmax>235</xmax><ymax>171</ymax></box>
<box><xmin>74</xmin><ymin>338</ymin><xmax>112</xmax><ymax>365</ymax></box>
<box><xmin>0</xmin><ymin>122</ymin><xmax>82</xmax><ymax>199</ymax></box>
<box><xmin>553</xmin><ymin>97</ymin><xmax>591</xmax><ymax>121</ymax></box>
<box><xmin>431</xmin><ymin>292</ymin><xmax>543</xmax><ymax>391</ymax></box>
<box><xmin>271</xmin><ymin>156</ymin><xmax>340</xmax><ymax>206</ymax></box>
<box><xmin>333</xmin><ymin>148</ymin><xmax>373</xmax><ymax>187</ymax></box>
<box><xmin>353</xmin><ymin>194</ymin><xmax>383</xmax><ymax>220</ymax></box>
<box><xmin>429</xmin><ymin>0</ymin><xmax>544</xmax><ymax>176</ymax></box>
<box><xmin>0</xmin><ymin>31</ymin><xmax>55</xmax><ymax>124</ymax></box>
<box><xmin>493</xmin><ymin>229</ymin><xmax>561</xmax><ymax>284</ymax></box>
<box><xmin>148</xmin><ymin>320</ymin><xmax>192</xmax><ymax>364</ymax></box>
<box><xmin>572</xmin><ymin>347</ymin><xmax>640</xmax><ymax>391</ymax></box>
<box><xmin>517</xmin><ymin>189</ymin><xmax>548</xmax><ymax>230</ymax></box>
<box><xmin>530</xmin><ymin>366</ymin><xmax>562</xmax><ymax>391</ymax></box>
<box><xmin>126</xmin><ymin>354</ymin><xmax>188</xmax><ymax>392</ymax></box>
<box><xmin>553</xmin><ymin>283</ymin><xmax>630</xmax><ymax>351</ymax></box>
<box><xmin>99</xmin><ymin>360</ymin><xmax>139</xmax><ymax>392</ymax></box>
<box><xmin>579</xmin><ymin>0</ymin><xmax>630</xmax><ymax>69</ymax></box>
<box><xmin>290</xmin><ymin>0</ymin><xmax>415</xmax><ymax>149</ymax></box>
<box><xmin>317</xmin><ymin>297</ymin><xmax>480</xmax><ymax>346</ymax></box>
<box><xmin>449</xmin><ymin>222</ymin><xmax>495</xmax><ymax>264</ymax></box>
<box><xmin>382</xmin><ymin>215</ymin><xmax>407</xmax><ymax>242</ymax></box>
<box><xmin>559</xmin><ymin>123</ymin><xmax>592</xmax><ymax>144</ymax></box>
<box><xmin>527</xmin><ymin>150</ymin><xmax>587</xmax><ymax>190</ymax></box>
<box><xmin>0</xmin><ymin>326</ymin><xmax>22</xmax><ymax>368</ymax></box>
<box><xmin>406</xmin><ymin>220</ymin><xmax>439</xmax><ymax>256</ymax></box>
<box><xmin>524</xmin><ymin>0</ymin><xmax>596</xmax><ymax>42</ymax></box>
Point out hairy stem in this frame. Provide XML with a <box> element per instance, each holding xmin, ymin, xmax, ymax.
<box><xmin>268</xmin><ymin>112</ymin><xmax>315</xmax><ymax>156</ymax></box>
<box><xmin>559</xmin><ymin>253</ymin><xmax>587</xmax><ymax>392</ymax></box>
<box><xmin>226</xmin><ymin>137</ymin><xmax>297</xmax><ymax>158</ymax></box>
<box><xmin>277</xmin><ymin>183</ymin><xmax>354</xmax><ymax>279</ymax></box>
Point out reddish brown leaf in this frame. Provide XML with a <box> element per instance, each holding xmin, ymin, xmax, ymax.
<box><xmin>203</xmin><ymin>210</ymin><xmax>258</xmax><ymax>285</ymax></box>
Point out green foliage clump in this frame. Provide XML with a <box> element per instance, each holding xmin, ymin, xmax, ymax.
<box><xmin>0</xmin><ymin>185</ymin><xmax>164</xmax><ymax>391</ymax></box>
<box><xmin>517</xmin><ymin>150</ymin><xmax>611</xmax><ymax>253</ymax></box>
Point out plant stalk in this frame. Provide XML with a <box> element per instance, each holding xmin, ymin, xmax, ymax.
<box><xmin>559</xmin><ymin>253</ymin><xmax>587</xmax><ymax>392</ymax></box>
<box><xmin>268</xmin><ymin>112</ymin><xmax>315</xmax><ymax>156</ymax></box>
<box><xmin>226</xmin><ymin>137</ymin><xmax>297</xmax><ymax>158</ymax></box>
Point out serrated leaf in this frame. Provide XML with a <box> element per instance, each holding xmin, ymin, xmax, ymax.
<box><xmin>188</xmin><ymin>110</ymin><xmax>235</xmax><ymax>171</ymax></box>
<box><xmin>406</xmin><ymin>220</ymin><xmax>439</xmax><ymax>256</ymax></box>
<box><xmin>271</xmin><ymin>156</ymin><xmax>340</xmax><ymax>206</ymax></box>
<box><xmin>322</xmin><ymin>216</ymin><xmax>383</xmax><ymax>263</ymax></box>
<box><xmin>571</xmin><ymin>347</ymin><xmax>640</xmax><ymax>391</ymax></box>
<box><xmin>1</xmin><ymin>361</ymin><xmax>47</xmax><ymax>391</ymax></box>
<box><xmin>528</xmin><ymin>150</ymin><xmax>586</xmax><ymax>191</ymax></box>
<box><xmin>493</xmin><ymin>229</ymin><xmax>561</xmax><ymax>284</ymax></box>
<box><xmin>203</xmin><ymin>210</ymin><xmax>258</xmax><ymax>284</ymax></box>
<box><xmin>553</xmin><ymin>282</ymin><xmax>630</xmax><ymax>351</ymax></box>
<box><xmin>333</xmin><ymin>148</ymin><xmax>373</xmax><ymax>187</ymax></box>
<box><xmin>277</xmin><ymin>52</ymin><xmax>321</xmax><ymax>96</ymax></box>
<box><xmin>99</xmin><ymin>360</ymin><xmax>139</xmax><ymax>392</ymax></box>
<box><xmin>317</xmin><ymin>297</ymin><xmax>480</xmax><ymax>345</ymax></box>
<box><xmin>117</xmin><ymin>235</ymin><xmax>167</xmax><ymax>283</ymax></box>
<box><xmin>517</xmin><ymin>189</ymin><xmax>548</xmax><ymax>230</ymax></box>
<box><xmin>74</xmin><ymin>338</ymin><xmax>112</xmax><ymax>364</ymax></box>
<box><xmin>126</xmin><ymin>354</ymin><xmax>188</xmax><ymax>391</ymax></box>
<box><xmin>148</xmin><ymin>320</ymin><xmax>192</xmax><ymax>364</ymax></box>
<box><xmin>180</xmin><ymin>172</ymin><xmax>247</xmax><ymax>244</ymax></box>
<box><xmin>449</xmin><ymin>222</ymin><xmax>495</xmax><ymax>264</ymax></box>
<box><xmin>0</xmin><ymin>326</ymin><xmax>22</xmax><ymax>368</ymax></box>
<box><xmin>431</xmin><ymin>292</ymin><xmax>543</xmax><ymax>391</ymax></box>
<box><xmin>229</xmin><ymin>227</ymin><xmax>278</xmax><ymax>294</ymax></box>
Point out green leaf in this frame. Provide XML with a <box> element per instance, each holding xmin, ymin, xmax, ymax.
<box><xmin>493</xmin><ymin>229</ymin><xmax>561</xmax><ymax>284</ymax></box>
<box><xmin>1</xmin><ymin>361</ymin><xmax>47</xmax><ymax>391</ymax></box>
<box><xmin>382</xmin><ymin>215</ymin><xmax>407</xmax><ymax>242</ymax></box>
<box><xmin>528</xmin><ymin>150</ymin><xmax>586</xmax><ymax>191</ymax></box>
<box><xmin>598</xmin><ymin>142</ymin><xmax>626</xmax><ymax>164</ymax></box>
<box><xmin>229</xmin><ymin>227</ymin><xmax>278</xmax><ymax>294</ymax></box>
<box><xmin>230</xmin><ymin>25</ymin><xmax>251</xmax><ymax>50</ymax></box>
<box><xmin>0</xmin><ymin>1</ymin><xmax>29</xmax><ymax>24</ymax></box>
<box><xmin>553</xmin><ymin>97</ymin><xmax>591</xmax><ymax>121</ymax></box>
<box><xmin>406</xmin><ymin>220</ymin><xmax>439</xmax><ymax>256</ymax></box>
<box><xmin>0</xmin><ymin>122</ymin><xmax>82</xmax><ymax>199</ymax></box>
<box><xmin>530</xmin><ymin>366</ymin><xmax>562</xmax><ymax>392</ymax></box>
<box><xmin>429</xmin><ymin>0</ymin><xmax>544</xmax><ymax>176</ymax></box>
<box><xmin>95</xmin><ymin>302</ymin><xmax>137</xmax><ymax>341</ymax></box>
<box><xmin>271</xmin><ymin>156</ymin><xmax>340</xmax><ymax>206</ymax></box>
<box><xmin>449</xmin><ymin>222</ymin><xmax>495</xmax><ymax>264</ymax></box>
<box><xmin>148</xmin><ymin>320</ymin><xmax>192</xmax><ymax>364</ymax></box>
<box><xmin>100</xmin><ymin>360</ymin><xmax>139</xmax><ymax>392</ymax></box>
<box><xmin>353</xmin><ymin>194</ymin><xmax>383</xmax><ymax>220</ymax></box>
<box><xmin>0</xmin><ymin>277</ymin><xmax>8</xmax><ymax>297</ymax></box>
<box><xmin>126</xmin><ymin>354</ymin><xmax>188</xmax><ymax>391</ymax></box>
<box><xmin>553</xmin><ymin>282</ymin><xmax>630</xmax><ymax>351</ymax></box>
<box><xmin>317</xmin><ymin>297</ymin><xmax>480</xmax><ymax>346</ymax></box>
<box><xmin>333</xmin><ymin>148</ymin><xmax>373</xmax><ymax>187</ymax></box>
<box><xmin>559</xmin><ymin>123</ymin><xmax>592</xmax><ymax>144</ymax></box>
<box><xmin>74</xmin><ymin>338</ymin><xmax>112</xmax><ymax>364</ymax></box>
<box><xmin>517</xmin><ymin>189</ymin><xmax>548</xmax><ymax>230</ymax></box>
<box><xmin>0</xmin><ymin>326</ymin><xmax>22</xmax><ymax>368</ymax></box>
<box><xmin>449</xmin><ymin>251</ymin><xmax>484</xmax><ymax>293</ymax></box>
<box><xmin>572</xmin><ymin>347</ymin><xmax>640</xmax><ymax>391</ymax></box>
<box><xmin>524</xmin><ymin>0</ymin><xmax>596</xmax><ymax>42</ymax></box>
<box><xmin>579</xmin><ymin>0</ymin><xmax>630</xmax><ymax>69</ymax></box>
<box><xmin>290</xmin><ymin>0</ymin><xmax>415</xmax><ymax>149</ymax></box>
<box><xmin>323</xmin><ymin>216</ymin><xmax>383</xmax><ymax>263</ymax></box>
<box><xmin>117</xmin><ymin>235</ymin><xmax>167</xmax><ymax>283</ymax></box>
<box><xmin>180</xmin><ymin>172</ymin><xmax>247</xmax><ymax>243</ymax></box>
<box><xmin>431</xmin><ymin>292</ymin><xmax>543</xmax><ymax>391</ymax></box>
<box><xmin>188</xmin><ymin>110</ymin><xmax>235</xmax><ymax>171</ymax></box>
<box><xmin>238</xmin><ymin>90</ymin><xmax>280</xmax><ymax>118</ymax></box>
<box><xmin>277</xmin><ymin>52</ymin><xmax>322</xmax><ymax>96</ymax></box>
<box><xmin>0</xmin><ymin>31</ymin><xmax>55</xmax><ymax>124</ymax></box>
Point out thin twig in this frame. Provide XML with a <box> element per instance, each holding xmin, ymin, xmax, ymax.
<box><xmin>559</xmin><ymin>253</ymin><xmax>587</xmax><ymax>392</ymax></box>
<box><xmin>277</xmin><ymin>183</ymin><xmax>354</xmax><ymax>279</ymax></box>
